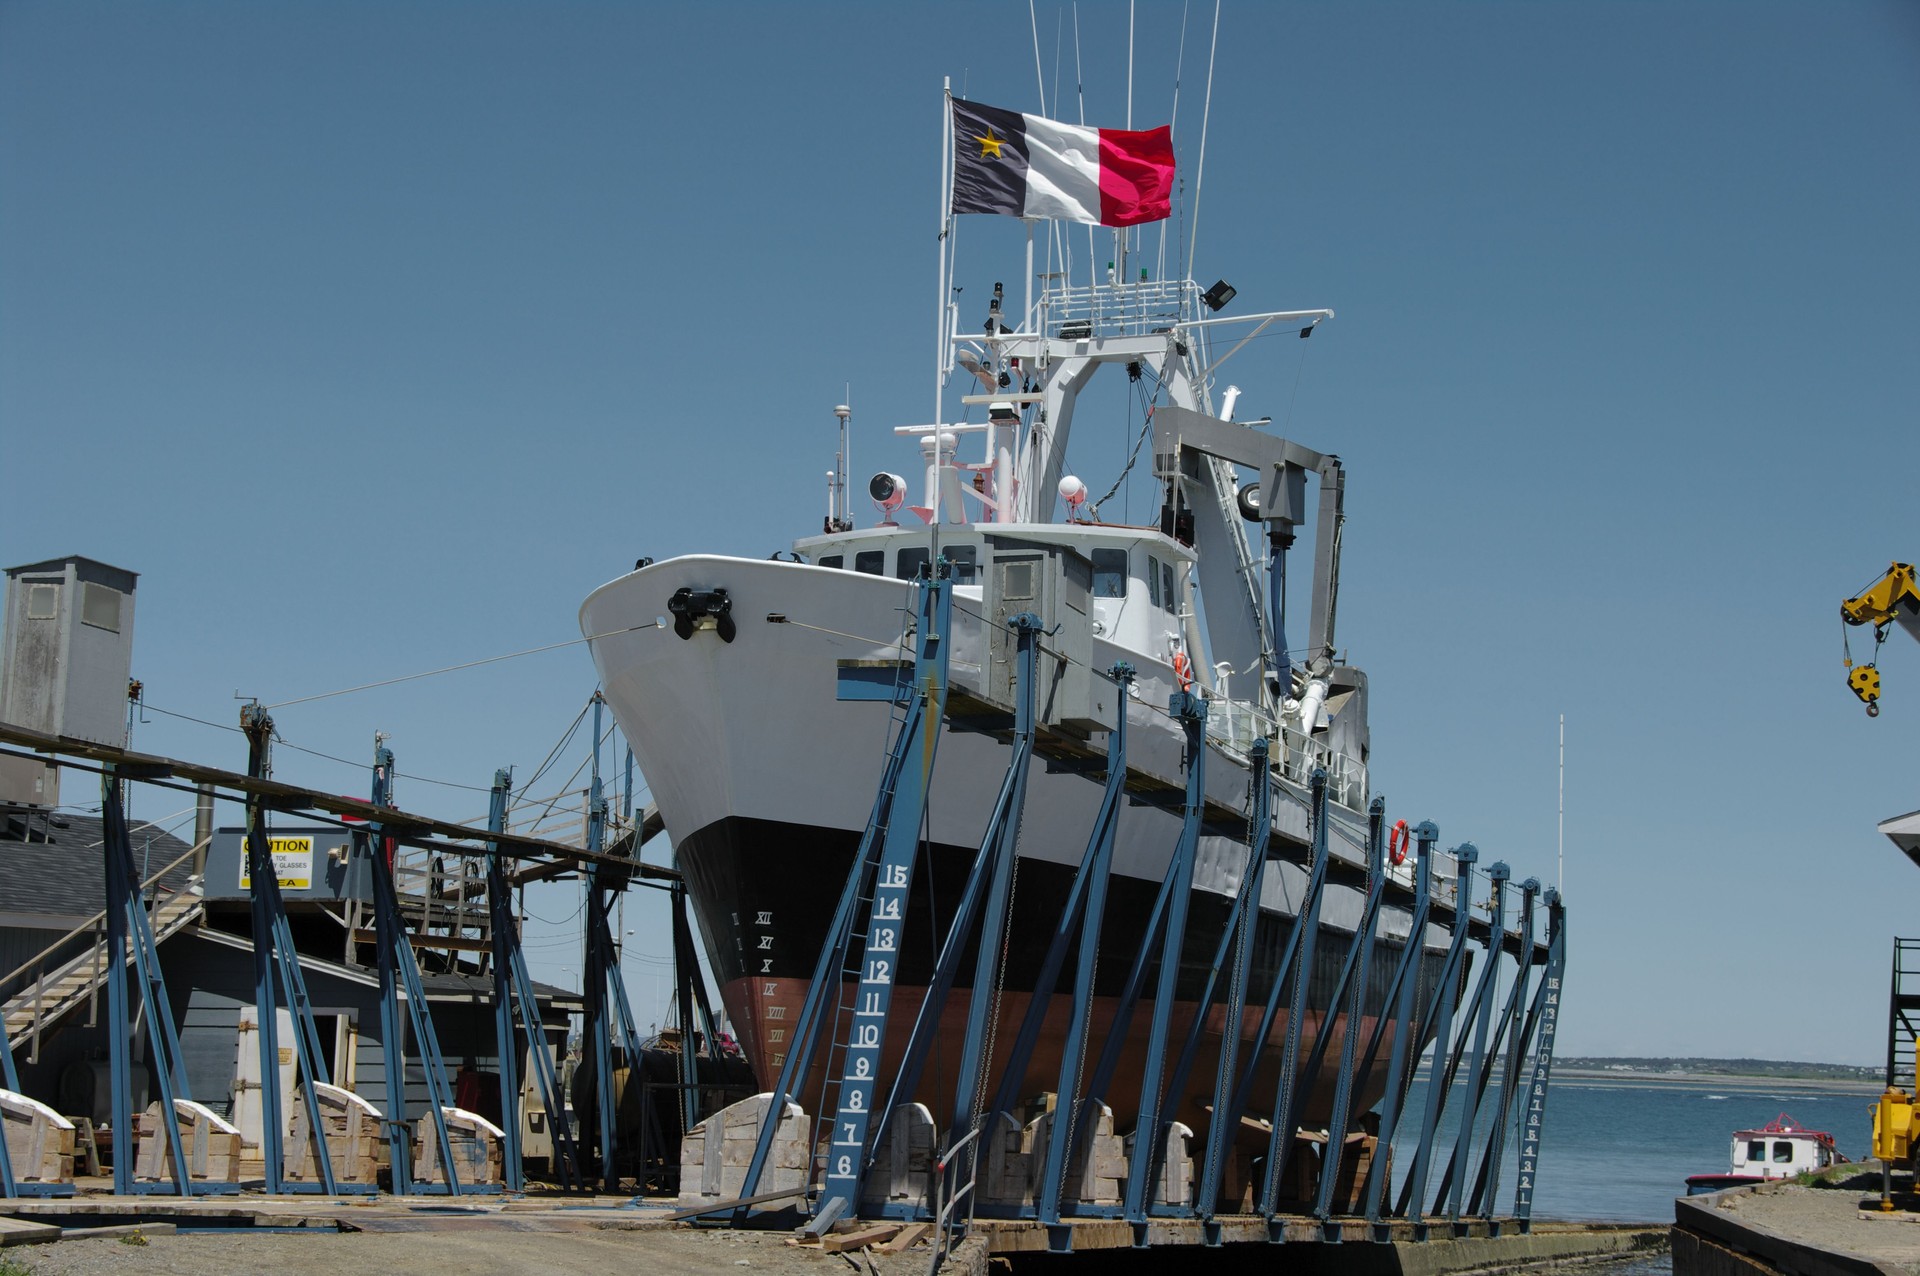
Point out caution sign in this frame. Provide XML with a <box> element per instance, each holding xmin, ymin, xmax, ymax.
<box><xmin>239</xmin><ymin>835</ymin><xmax>314</xmax><ymax>890</ymax></box>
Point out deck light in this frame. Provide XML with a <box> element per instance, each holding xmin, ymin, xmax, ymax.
<box><xmin>1202</xmin><ymin>280</ymin><xmax>1237</xmax><ymax>312</ymax></box>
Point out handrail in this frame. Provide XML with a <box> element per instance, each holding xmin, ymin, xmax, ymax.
<box><xmin>928</xmin><ymin>1123</ymin><xmax>984</xmax><ymax>1276</ymax></box>
<box><xmin>0</xmin><ymin>834</ymin><xmax>208</xmax><ymax>1005</ymax></box>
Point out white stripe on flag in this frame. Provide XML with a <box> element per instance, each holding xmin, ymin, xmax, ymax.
<box><xmin>1020</xmin><ymin>113</ymin><xmax>1102</xmax><ymax>224</ymax></box>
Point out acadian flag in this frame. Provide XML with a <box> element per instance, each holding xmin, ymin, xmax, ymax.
<box><xmin>950</xmin><ymin>97</ymin><xmax>1175</xmax><ymax>228</ymax></box>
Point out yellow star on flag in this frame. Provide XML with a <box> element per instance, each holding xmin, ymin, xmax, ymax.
<box><xmin>975</xmin><ymin>127</ymin><xmax>1005</xmax><ymax>160</ymax></box>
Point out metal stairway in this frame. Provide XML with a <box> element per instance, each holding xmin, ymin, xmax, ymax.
<box><xmin>3</xmin><ymin>887</ymin><xmax>204</xmax><ymax>1057</ymax></box>
<box><xmin>1886</xmin><ymin>938</ymin><xmax>1920</xmax><ymax>1092</ymax></box>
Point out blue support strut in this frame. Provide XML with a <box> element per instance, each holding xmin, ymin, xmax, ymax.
<box><xmin>1469</xmin><ymin>877</ymin><xmax>1540</xmax><ymax>1221</ymax></box>
<box><xmin>239</xmin><ymin>707</ymin><xmax>339</xmax><ymax>1196</ymax></box>
<box><xmin>1443</xmin><ymin>861</ymin><xmax>1510</xmax><ymax>1229</ymax></box>
<box><xmin>1195</xmin><ymin>739</ymin><xmax>1274</xmax><ymax>1242</ymax></box>
<box><xmin>1395</xmin><ymin>845</ymin><xmax>1481</xmax><ymax>1225</ymax></box>
<box><xmin>726</xmin><ymin>586</ymin><xmax>941</xmax><ymax>1221</ymax></box>
<box><xmin>1511</xmin><ymin>890</ymin><xmax>1566</xmax><ymax>1231</ymax></box>
<box><xmin>484</xmin><ymin>770</ymin><xmax>527</xmax><ymax>1191</ymax></box>
<box><xmin>1033</xmin><ymin>666</ymin><xmax>1133</xmax><ymax>1249</ymax></box>
<box><xmin>866</xmin><ymin>614</ymin><xmax>1041</xmax><ymax>1189</ymax></box>
<box><xmin>1257</xmin><ymin>768</ymin><xmax>1332</xmax><ymax>1227</ymax></box>
<box><xmin>807</xmin><ymin>575</ymin><xmax>953</xmax><ymax>1234</ymax></box>
<box><xmin>1123</xmin><ymin>692</ymin><xmax>1208</xmax><ymax>1240</ymax></box>
<box><xmin>1312</xmin><ymin>797</ymin><xmax>1391</xmax><ymax>1225</ymax></box>
<box><xmin>1363</xmin><ymin>823</ymin><xmax>1436</xmax><ymax>1232</ymax></box>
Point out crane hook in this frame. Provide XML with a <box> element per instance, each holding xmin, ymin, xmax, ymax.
<box><xmin>1868</xmin><ymin>702</ymin><xmax>1880</xmax><ymax>718</ymax></box>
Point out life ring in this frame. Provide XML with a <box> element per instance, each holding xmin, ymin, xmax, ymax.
<box><xmin>1388</xmin><ymin>819</ymin><xmax>1411</xmax><ymax>866</ymax></box>
<box><xmin>1171</xmin><ymin>650</ymin><xmax>1193</xmax><ymax>692</ymax></box>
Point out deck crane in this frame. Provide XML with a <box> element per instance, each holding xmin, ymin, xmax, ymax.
<box><xmin>1843</xmin><ymin>562</ymin><xmax>1920</xmax><ymax>716</ymax></box>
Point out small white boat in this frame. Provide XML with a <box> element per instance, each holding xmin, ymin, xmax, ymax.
<box><xmin>1685</xmin><ymin>1112</ymin><xmax>1844</xmax><ymax>1194</ymax></box>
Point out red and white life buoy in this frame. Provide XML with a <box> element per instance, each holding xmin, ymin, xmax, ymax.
<box><xmin>1171</xmin><ymin>650</ymin><xmax>1193</xmax><ymax>692</ymax></box>
<box><xmin>1389</xmin><ymin>819</ymin><xmax>1411</xmax><ymax>866</ymax></box>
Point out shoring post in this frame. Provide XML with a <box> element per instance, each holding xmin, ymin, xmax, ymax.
<box><xmin>724</xmin><ymin>583</ymin><xmax>940</xmax><ymax>1223</ymax></box>
<box><xmin>484</xmin><ymin>769</ymin><xmax>525</xmax><ymax>1191</ymax></box>
<box><xmin>365</xmin><ymin>741</ymin><xmax>464</xmax><ymax>1194</ymax></box>
<box><xmin>1313</xmin><ymin>797</ymin><xmax>1390</xmax><ymax>1228</ymax></box>
<box><xmin>582</xmin><ymin>692</ymin><xmax>621</xmax><ymax>1193</ymax></box>
<box><xmin>1035</xmin><ymin>664</ymin><xmax>1134</xmax><ymax>1251</ymax></box>
<box><xmin>671</xmin><ymin>879</ymin><xmax>701</xmax><ymax>1139</ymax></box>
<box><xmin>866</xmin><ymin>613</ymin><xmax>1040</xmax><ymax>1202</ymax></box>
<box><xmin>101</xmin><ymin>767</ymin><xmax>196</xmax><ymax>1196</ymax></box>
<box><xmin>1470</xmin><ymin>877</ymin><xmax>1541</xmax><ymax>1225</ymax></box>
<box><xmin>807</xmin><ymin>573</ymin><xmax>953</xmax><ymax>1234</ymax></box>
<box><xmin>239</xmin><ymin>706</ymin><xmax>340</xmax><ymax>1195</ymax></box>
<box><xmin>1364</xmin><ymin>822</ymin><xmax>1436</xmax><ymax>1234</ymax></box>
<box><xmin>1196</xmin><ymin>738</ymin><xmax>1274</xmax><ymax>1245</ymax></box>
<box><xmin>1398</xmin><ymin>843</ymin><xmax>1479</xmax><ymax>1232</ymax></box>
<box><xmin>1443</xmin><ymin>861</ymin><xmax>1509</xmax><ymax>1231</ymax></box>
<box><xmin>1257</xmin><ymin>768</ymin><xmax>1333</xmax><ymax>1234</ymax></box>
<box><xmin>1512</xmin><ymin>889</ymin><xmax>1565</xmax><ymax>1232</ymax></box>
<box><xmin>0</xmin><ymin>1000</ymin><xmax>17</xmax><ymax>1195</ymax></box>
<box><xmin>1123</xmin><ymin>691</ymin><xmax>1208</xmax><ymax>1243</ymax></box>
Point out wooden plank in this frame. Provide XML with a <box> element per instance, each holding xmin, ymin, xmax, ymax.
<box><xmin>820</xmin><ymin>1224</ymin><xmax>901</xmax><ymax>1253</ymax></box>
<box><xmin>0</xmin><ymin>1217</ymin><xmax>62</xmax><ymax>1246</ymax></box>
<box><xmin>661</xmin><ymin>1186</ymin><xmax>807</xmax><ymax>1221</ymax></box>
<box><xmin>877</xmin><ymin>1222</ymin><xmax>932</xmax><ymax>1254</ymax></box>
<box><xmin>62</xmin><ymin>1223</ymin><xmax>179</xmax><ymax>1241</ymax></box>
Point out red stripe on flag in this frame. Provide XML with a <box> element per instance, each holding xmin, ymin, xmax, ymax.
<box><xmin>1096</xmin><ymin>125</ymin><xmax>1175</xmax><ymax>227</ymax></box>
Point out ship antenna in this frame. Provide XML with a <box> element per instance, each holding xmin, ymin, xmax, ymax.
<box><xmin>1186</xmin><ymin>0</ymin><xmax>1220</xmax><ymax>284</ymax></box>
<box><xmin>1157</xmin><ymin>1</ymin><xmax>1191</xmax><ymax>283</ymax></box>
<box><xmin>1558</xmin><ymin>713</ymin><xmax>1565</xmax><ymax>893</ymax></box>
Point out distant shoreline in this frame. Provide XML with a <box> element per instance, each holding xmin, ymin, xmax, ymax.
<box><xmin>1555</xmin><ymin>1067</ymin><xmax>1883</xmax><ymax>1094</ymax></box>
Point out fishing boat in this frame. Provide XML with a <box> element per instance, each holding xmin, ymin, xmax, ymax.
<box><xmin>1685</xmin><ymin>1113</ymin><xmax>1844</xmax><ymax>1194</ymax></box>
<box><xmin>580</xmin><ymin>90</ymin><xmax>1495</xmax><ymax>1154</ymax></box>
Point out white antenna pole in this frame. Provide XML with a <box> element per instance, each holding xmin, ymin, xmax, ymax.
<box><xmin>1187</xmin><ymin>0</ymin><xmax>1220</xmax><ymax>279</ymax></box>
<box><xmin>1029</xmin><ymin>0</ymin><xmax>1047</xmax><ymax>114</ymax></box>
<box><xmin>1558</xmin><ymin>713</ymin><xmax>1565</xmax><ymax>893</ymax></box>
<box><xmin>1127</xmin><ymin>0</ymin><xmax>1135</xmax><ymax>129</ymax></box>
<box><xmin>937</xmin><ymin>81</ymin><xmax>952</xmax><ymax>435</ymax></box>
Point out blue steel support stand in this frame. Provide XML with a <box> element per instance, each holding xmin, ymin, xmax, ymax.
<box><xmin>1311</xmin><ymin>797</ymin><xmax>1391</xmax><ymax>1231</ymax></box>
<box><xmin>1195</xmin><ymin>740</ymin><xmax>1274</xmax><ymax>1246</ymax></box>
<box><xmin>364</xmin><ymin>742</ymin><xmax>468</xmax><ymax>1195</ymax></box>
<box><xmin>1441</xmin><ymin>861</ymin><xmax>1509</xmax><ymax>1232</ymax></box>
<box><xmin>1032</xmin><ymin>666</ymin><xmax>1134</xmax><ymax>1252</ymax></box>
<box><xmin>671</xmin><ymin>878</ymin><xmax>721</xmax><ymax>1141</ymax></box>
<box><xmin>866</xmin><ymin>614</ymin><xmax>1041</xmax><ymax>1206</ymax></box>
<box><xmin>1257</xmin><ymin>768</ymin><xmax>1333</xmax><ymax>1238</ymax></box>
<box><xmin>238</xmin><ymin>707</ymin><xmax>345</xmax><ymax>1195</ymax></box>
<box><xmin>101</xmin><ymin>766</ymin><xmax>204</xmax><ymax>1196</ymax></box>
<box><xmin>1364</xmin><ymin>823</ymin><xmax>1437</xmax><ymax>1237</ymax></box>
<box><xmin>1511</xmin><ymin>890</ymin><xmax>1566</xmax><ymax>1233</ymax></box>
<box><xmin>1468</xmin><ymin>877</ymin><xmax>1540</xmax><ymax>1226</ymax></box>
<box><xmin>581</xmin><ymin>693</ymin><xmax>621</xmax><ymax>1192</ymax></box>
<box><xmin>485</xmin><ymin>766</ymin><xmax>583</xmax><ymax>1192</ymax></box>
<box><xmin>723</xmin><ymin>578</ymin><xmax>949</xmax><ymax>1225</ymax></box>
<box><xmin>806</xmin><ymin>574</ymin><xmax>952</xmax><ymax>1235</ymax></box>
<box><xmin>1122</xmin><ymin>692</ymin><xmax>1208</xmax><ymax>1245</ymax></box>
<box><xmin>0</xmin><ymin>997</ymin><xmax>20</xmax><ymax>1197</ymax></box>
<box><xmin>1397</xmin><ymin>844</ymin><xmax>1480</xmax><ymax>1233</ymax></box>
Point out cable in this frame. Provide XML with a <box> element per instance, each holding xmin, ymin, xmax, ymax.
<box><xmin>262</xmin><ymin>621</ymin><xmax>663</xmax><ymax>710</ymax></box>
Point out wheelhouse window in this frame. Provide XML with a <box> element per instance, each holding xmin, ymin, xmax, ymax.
<box><xmin>1744</xmin><ymin>1140</ymin><xmax>1764</xmax><ymax>1163</ymax></box>
<box><xmin>943</xmin><ymin>544</ymin><xmax>978</xmax><ymax>584</ymax></box>
<box><xmin>1772</xmin><ymin>1142</ymin><xmax>1793</xmax><ymax>1164</ymax></box>
<box><xmin>896</xmin><ymin>547</ymin><xmax>931</xmax><ymax>580</ymax></box>
<box><xmin>854</xmin><ymin>550</ymin><xmax>884</xmax><ymax>576</ymax></box>
<box><xmin>1147</xmin><ymin>555</ymin><xmax>1162</xmax><ymax>607</ymax></box>
<box><xmin>1091</xmin><ymin>548</ymin><xmax>1128</xmax><ymax>598</ymax></box>
<box><xmin>1162</xmin><ymin>560</ymin><xmax>1177</xmax><ymax>610</ymax></box>
<box><xmin>818</xmin><ymin>555</ymin><xmax>844</xmax><ymax>569</ymax></box>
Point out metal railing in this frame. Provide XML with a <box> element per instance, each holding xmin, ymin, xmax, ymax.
<box><xmin>1204</xmin><ymin>696</ymin><xmax>1370</xmax><ymax>811</ymax></box>
<box><xmin>1</xmin><ymin>836</ymin><xmax>207</xmax><ymax>1059</ymax></box>
<box><xmin>927</xmin><ymin>1123</ymin><xmax>982</xmax><ymax>1276</ymax></box>
<box><xmin>1033</xmin><ymin>278</ymin><xmax>1198</xmax><ymax>339</ymax></box>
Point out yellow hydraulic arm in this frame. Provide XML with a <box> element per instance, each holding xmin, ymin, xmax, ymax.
<box><xmin>1844</xmin><ymin>562</ymin><xmax>1920</xmax><ymax>716</ymax></box>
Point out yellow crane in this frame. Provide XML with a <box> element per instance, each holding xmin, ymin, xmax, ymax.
<box><xmin>1843</xmin><ymin>562</ymin><xmax>1920</xmax><ymax>716</ymax></box>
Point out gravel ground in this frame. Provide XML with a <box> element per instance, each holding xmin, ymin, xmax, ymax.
<box><xmin>1714</xmin><ymin>1180</ymin><xmax>1920</xmax><ymax>1272</ymax></box>
<box><xmin>3</xmin><ymin>1225</ymin><xmax>941</xmax><ymax>1276</ymax></box>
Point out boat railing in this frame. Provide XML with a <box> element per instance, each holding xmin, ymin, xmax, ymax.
<box><xmin>1036</xmin><ymin>278</ymin><xmax>1197</xmax><ymax>339</ymax></box>
<box><xmin>1204</xmin><ymin>695</ymin><xmax>1369</xmax><ymax>812</ymax></box>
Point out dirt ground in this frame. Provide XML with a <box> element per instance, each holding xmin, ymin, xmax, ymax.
<box><xmin>1711</xmin><ymin>1177</ymin><xmax>1920</xmax><ymax>1271</ymax></box>
<box><xmin>4</xmin><ymin>1225</ymin><xmax>949</xmax><ymax>1276</ymax></box>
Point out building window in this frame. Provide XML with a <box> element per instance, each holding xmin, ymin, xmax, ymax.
<box><xmin>1091</xmin><ymin>548</ymin><xmax>1128</xmax><ymax>598</ymax></box>
<box><xmin>854</xmin><ymin>550</ymin><xmax>884</xmax><ymax>576</ymax></box>
<box><xmin>944</xmin><ymin>544</ymin><xmax>978</xmax><ymax>584</ymax></box>
<box><xmin>897</xmin><ymin>547</ymin><xmax>930</xmax><ymax>580</ymax></box>
<box><xmin>81</xmin><ymin>583</ymin><xmax>121</xmax><ymax>633</ymax></box>
<box><xmin>818</xmin><ymin>555</ymin><xmax>843</xmax><ymax>569</ymax></box>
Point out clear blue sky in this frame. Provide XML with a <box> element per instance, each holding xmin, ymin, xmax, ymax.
<box><xmin>4</xmin><ymin>1</ymin><xmax>1916</xmax><ymax>1062</ymax></box>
